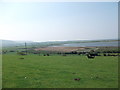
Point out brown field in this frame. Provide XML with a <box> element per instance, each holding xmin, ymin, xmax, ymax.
<box><xmin>34</xmin><ymin>47</ymin><xmax>96</xmax><ymax>52</ymax></box>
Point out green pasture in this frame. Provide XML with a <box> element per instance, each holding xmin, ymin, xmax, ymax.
<box><xmin>2</xmin><ymin>54</ymin><xmax>118</xmax><ymax>88</ymax></box>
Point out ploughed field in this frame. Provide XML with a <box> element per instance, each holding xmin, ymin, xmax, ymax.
<box><xmin>35</xmin><ymin>47</ymin><xmax>93</xmax><ymax>52</ymax></box>
<box><xmin>3</xmin><ymin>54</ymin><xmax>118</xmax><ymax>88</ymax></box>
<box><xmin>34</xmin><ymin>46</ymin><xmax>119</xmax><ymax>53</ymax></box>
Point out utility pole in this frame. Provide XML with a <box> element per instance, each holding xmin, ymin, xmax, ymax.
<box><xmin>25</xmin><ymin>42</ymin><xmax>27</xmax><ymax>55</ymax></box>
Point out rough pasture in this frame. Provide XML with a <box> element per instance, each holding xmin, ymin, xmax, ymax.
<box><xmin>2</xmin><ymin>46</ymin><xmax>119</xmax><ymax>88</ymax></box>
<box><xmin>3</xmin><ymin>54</ymin><xmax>118</xmax><ymax>88</ymax></box>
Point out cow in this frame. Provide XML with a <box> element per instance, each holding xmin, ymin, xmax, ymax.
<box><xmin>87</xmin><ymin>54</ymin><xmax>95</xmax><ymax>59</ymax></box>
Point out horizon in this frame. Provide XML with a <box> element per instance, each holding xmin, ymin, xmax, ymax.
<box><xmin>0</xmin><ymin>2</ymin><xmax>118</xmax><ymax>42</ymax></box>
<box><xmin>0</xmin><ymin>38</ymin><xmax>120</xmax><ymax>42</ymax></box>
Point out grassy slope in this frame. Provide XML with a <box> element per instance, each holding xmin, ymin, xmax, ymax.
<box><xmin>3</xmin><ymin>54</ymin><xmax>118</xmax><ymax>88</ymax></box>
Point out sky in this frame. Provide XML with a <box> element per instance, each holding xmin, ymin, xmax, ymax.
<box><xmin>0</xmin><ymin>2</ymin><xmax>118</xmax><ymax>42</ymax></box>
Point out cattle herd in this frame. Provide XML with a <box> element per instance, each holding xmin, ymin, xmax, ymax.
<box><xmin>1</xmin><ymin>48</ymin><xmax>120</xmax><ymax>59</ymax></box>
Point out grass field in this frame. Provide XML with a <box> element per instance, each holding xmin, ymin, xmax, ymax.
<box><xmin>2</xmin><ymin>54</ymin><xmax>118</xmax><ymax>88</ymax></box>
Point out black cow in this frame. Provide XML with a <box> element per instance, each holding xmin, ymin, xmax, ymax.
<box><xmin>87</xmin><ymin>54</ymin><xmax>95</xmax><ymax>59</ymax></box>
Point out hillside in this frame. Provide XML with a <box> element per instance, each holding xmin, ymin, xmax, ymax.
<box><xmin>1</xmin><ymin>39</ymin><xmax>119</xmax><ymax>47</ymax></box>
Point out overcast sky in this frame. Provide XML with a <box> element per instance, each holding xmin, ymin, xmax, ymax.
<box><xmin>0</xmin><ymin>2</ymin><xmax>118</xmax><ymax>42</ymax></box>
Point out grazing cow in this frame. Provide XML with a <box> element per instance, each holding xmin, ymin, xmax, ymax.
<box><xmin>46</xmin><ymin>54</ymin><xmax>49</xmax><ymax>56</ymax></box>
<box><xmin>103</xmin><ymin>54</ymin><xmax>107</xmax><ymax>56</ymax></box>
<box><xmin>87</xmin><ymin>54</ymin><xmax>95</xmax><ymax>59</ymax></box>
<box><xmin>17</xmin><ymin>52</ymin><xmax>27</xmax><ymax>55</ymax></box>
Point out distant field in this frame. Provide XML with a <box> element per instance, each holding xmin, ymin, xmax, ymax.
<box><xmin>3</xmin><ymin>54</ymin><xmax>118</xmax><ymax>88</ymax></box>
<box><xmin>35</xmin><ymin>47</ymin><xmax>87</xmax><ymax>52</ymax></box>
